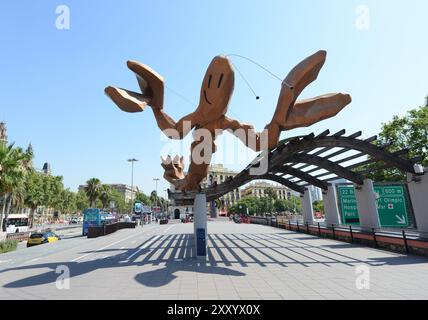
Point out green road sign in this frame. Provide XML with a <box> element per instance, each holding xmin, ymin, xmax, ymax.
<box><xmin>337</xmin><ymin>185</ymin><xmax>410</xmax><ymax>228</ymax></box>
<box><xmin>374</xmin><ymin>185</ymin><xmax>409</xmax><ymax>227</ymax></box>
<box><xmin>337</xmin><ymin>186</ymin><xmax>360</xmax><ymax>225</ymax></box>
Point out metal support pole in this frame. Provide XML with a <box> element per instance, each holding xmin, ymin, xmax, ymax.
<box><xmin>402</xmin><ymin>230</ymin><xmax>409</xmax><ymax>254</ymax></box>
<box><xmin>372</xmin><ymin>228</ymin><xmax>377</xmax><ymax>248</ymax></box>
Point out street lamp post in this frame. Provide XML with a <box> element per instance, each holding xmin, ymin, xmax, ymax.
<box><xmin>153</xmin><ymin>178</ymin><xmax>160</xmax><ymax>221</ymax></box>
<box><xmin>163</xmin><ymin>189</ymin><xmax>169</xmax><ymax>218</ymax></box>
<box><xmin>128</xmin><ymin>158</ymin><xmax>138</xmax><ymax>214</ymax></box>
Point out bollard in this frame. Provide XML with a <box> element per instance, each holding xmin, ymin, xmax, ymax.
<box><xmin>349</xmin><ymin>225</ymin><xmax>354</xmax><ymax>243</ymax></box>
<box><xmin>318</xmin><ymin>222</ymin><xmax>321</xmax><ymax>236</ymax></box>
<box><xmin>288</xmin><ymin>220</ymin><xmax>291</xmax><ymax>231</ymax></box>
<box><xmin>297</xmin><ymin>220</ymin><xmax>300</xmax><ymax>232</ymax></box>
<box><xmin>306</xmin><ymin>222</ymin><xmax>309</xmax><ymax>234</ymax></box>
<box><xmin>331</xmin><ymin>224</ymin><xmax>336</xmax><ymax>240</ymax></box>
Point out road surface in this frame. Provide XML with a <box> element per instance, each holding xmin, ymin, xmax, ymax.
<box><xmin>1</xmin><ymin>221</ymin><xmax>428</xmax><ymax>300</ymax></box>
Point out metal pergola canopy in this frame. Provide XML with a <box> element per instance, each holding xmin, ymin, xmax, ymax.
<box><xmin>169</xmin><ymin>129</ymin><xmax>423</xmax><ymax>205</ymax></box>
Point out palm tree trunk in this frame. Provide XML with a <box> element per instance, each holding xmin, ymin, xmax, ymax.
<box><xmin>0</xmin><ymin>194</ymin><xmax>7</xmax><ymax>231</ymax></box>
<box><xmin>29</xmin><ymin>207</ymin><xmax>36</xmax><ymax>228</ymax></box>
<box><xmin>3</xmin><ymin>195</ymin><xmax>12</xmax><ymax>228</ymax></box>
<box><xmin>6</xmin><ymin>195</ymin><xmax>12</xmax><ymax>216</ymax></box>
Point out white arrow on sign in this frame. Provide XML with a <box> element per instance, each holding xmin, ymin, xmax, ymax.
<box><xmin>395</xmin><ymin>215</ymin><xmax>407</xmax><ymax>225</ymax></box>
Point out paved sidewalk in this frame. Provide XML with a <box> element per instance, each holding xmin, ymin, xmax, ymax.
<box><xmin>1</xmin><ymin>221</ymin><xmax>428</xmax><ymax>300</ymax></box>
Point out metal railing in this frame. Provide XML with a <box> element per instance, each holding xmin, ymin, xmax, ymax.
<box><xmin>249</xmin><ymin>216</ymin><xmax>428</xmax><ymax>256</ymax></box>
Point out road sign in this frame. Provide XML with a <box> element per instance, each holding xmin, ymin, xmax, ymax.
<box><xmin>337</xmin><ymin>185</ymin><xmax>410</xmax><ymax>228</ymax></box>
<box><xmin>374</xmin><ymin>185</ymin><xmax>409</xmax><ymax>228</ymax></box>
<box><xmin>337</xmin><ymin>186</ymin><xmax>360</xmax><ymax>225</ymax></box>
<box><xmin>134</xmin><ymin>202</ymin><xmax>142</xmax><ymax>213</ymax></box>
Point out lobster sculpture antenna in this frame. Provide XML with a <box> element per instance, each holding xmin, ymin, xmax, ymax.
<box><xmin>105</xmin><ymin>50</ymin><xmax>351</xmax><ymax>191</ymax></box>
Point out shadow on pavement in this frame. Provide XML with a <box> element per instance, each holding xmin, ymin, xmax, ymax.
<box><xmin>2</xmin><ymin>232</ymin><xmax>427</xmax><ymax>289</ymax></box>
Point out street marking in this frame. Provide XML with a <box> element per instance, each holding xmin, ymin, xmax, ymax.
<box><xmin>0</xmin><ymin>259</ymin><xmax>12</xmax><ymax>264</ymax></box>
<box><xmin>23</xmin><ymin>257</ymin><xmax>42</xmax><ymax>265</ymax></box>
<box><xmin>163</xmin><ymin>225</ymin><xmax>175</xmax><ymax>234</ymax></box>
<box><xmin>120</xmin><ymin>235</ymin><xmax>162</xmax><ymax>263</ymax></box>
<box><xmin>71</xmin><ymin>231</ymin><xmax>142</xmax><ymax>262</ymax></box>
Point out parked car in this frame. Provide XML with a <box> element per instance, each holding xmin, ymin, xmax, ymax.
<box><xmin>159</xmin><ymin>218</ymin><xmax>169</xmax><ymax>225</ymax></box>
<box><xmin>69</xmin><ymin>218</ymin><xmax>79</xmax><ymax>224</ymax></box>
<box><xmin>27</xmin><ymin>232</ymin><xmax>61</xmax><ymax>248</ymax></box>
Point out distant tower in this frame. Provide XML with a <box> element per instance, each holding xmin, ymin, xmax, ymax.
<box><xmin>42</xmin><ymin>162</ymin><xmax>51</xmax><ymax>175</ymax></box>
<box><xmin>0</xmin><ymin>122</ymin><xmax>7</xmax><ymax>144</ymax></box>
<box><xmin>26</xmin><ymin>143</ymin><xmax>33</xmax><ymax>155</ymax></box>
<box><xmin>26</xmin><ymin>143</ymin><xmax>34</xmax><ymax>167</ymax></box>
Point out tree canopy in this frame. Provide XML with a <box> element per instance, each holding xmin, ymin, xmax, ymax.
<box><xmin>365</xmin><ymin>104</ymin><xmax>427</xmax><ymax>181</ymax></box>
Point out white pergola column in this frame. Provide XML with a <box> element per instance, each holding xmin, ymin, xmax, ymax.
<box><xmin>302</xmin><ymin>189</ymin><xmax>314</xmax><ymax>225</ymax></box>
<box><xmin>193</xmin><ymin>193</ymin><xmax>208</xmax><ymax>259</ymax></box>
<box><xmin>354</xmin><ymin>179</ymin><xmax>380</xmax><ymax>231</ymax></box>
<box><xmin>407</xmin><ymin>168</ymin><xmax>428</xmax><ymax>238</ymax></box>
<box><xmin>323</xmin><ymin>185</ymin><xmax>341</xmax><ymax>226</ymax></box>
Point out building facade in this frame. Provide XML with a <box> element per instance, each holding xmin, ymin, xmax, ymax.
<box><xmin>242</xmin><ymin>181</ymin><xmax>291</xmax><ymax>200</ymax></box>
<box><xmin>200</xmin><ymin>164</ymin><xmax>241</xmax><ymax>208</ymax></box>
<box><xmin>308</xmin><ymin>185</ymin><xmax>323</xmax><ymax>202</ymax></box>
<box><xmin>169</xmin><ymin>164</ymin><xmax>242</xmax><ymax>218</ymax></box>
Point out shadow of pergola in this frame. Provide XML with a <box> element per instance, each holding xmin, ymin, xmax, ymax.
<box><xmin>1</xmin><ymin>232</ymin><xmax>427</xmax><ymax>289</ymax></box>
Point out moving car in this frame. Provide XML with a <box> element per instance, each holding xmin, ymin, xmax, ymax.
<box><xmin>27</xmin><ymin>232</ymin><xmax>61</xmax><ymax>247</ymax></box>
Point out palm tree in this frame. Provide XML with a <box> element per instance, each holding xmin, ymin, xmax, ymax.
<box><xmin>84</xmin><ymin>178</ymin><xmax>102</xmax><ymax>208</ymax></box>
<box><xmin>100</xmin><ymin>185</ymin><xmax>112</xmax><ymax>209</ymax></box>
<box><xmin>25</xmin><ymin>171</ymin><xmax>44</xmax><ymax>227</ymax></box>
<box><xmin>0</xmin><ymin>143</ymin><xmax>30</xmax><ymax>231</ymax></box>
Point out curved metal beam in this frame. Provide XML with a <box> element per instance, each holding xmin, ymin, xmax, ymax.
<box><xmin>288</xmin><ymin>153</ymin><xmax>365</xmax><ymax>185</ymax></box>
<box><xmin>273</xmin><ymin>165</ymin><xmax>329</xmax><ymax>190</ymax></box>
<box><xmin>268</xmin><ymin>136</ymin><xmax>417</xmax><ymax>174</ymax></box>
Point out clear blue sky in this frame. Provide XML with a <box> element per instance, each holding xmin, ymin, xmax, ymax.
<box><xmin>1</xmin><ymin>0</ymin><xmax>427</xmax><ymax>195</ymax></box>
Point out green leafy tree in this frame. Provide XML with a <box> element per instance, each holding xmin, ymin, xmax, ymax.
<box><xmin>365</xmin><ymin>105</ymin><xmax>427</xmax><ymax>181</ymax></box>
<box><xmin>135</xmin><ymin>191</ymin><xmax>152</xmax><ymax>206</ymax></box>
<box><xmin>264</xmin><ymin>187</ymin><xmax>278</xmax><ymax>200</ymax></box>
<box><xmin>110</xmin><ymin>189</ymin><xmax>128</xmax><ymax>213</ymax></box>
<box><xmin>274</xmin><ymin>199</ymin><xmax>289</xmax><ymax>213</ymax></box>
<box><xmin>312</xmin><ymin>200</ymin><xmax>324</xmax><ymax>213</ymax></box>
<box><xmin>75</xmin><ymin>190</ymin><xmax>90</xmax><ymax>212</ymax></box>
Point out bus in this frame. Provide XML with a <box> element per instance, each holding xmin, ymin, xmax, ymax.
<box><xmin>82</xmin><ymin>208</ymin><xmax>118</xmax><ymax>236</ymax></box>
<box><xmin>3</xmin><ymin>214</ymin><xmax>29</xmax><ymax>233</ymax></box>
